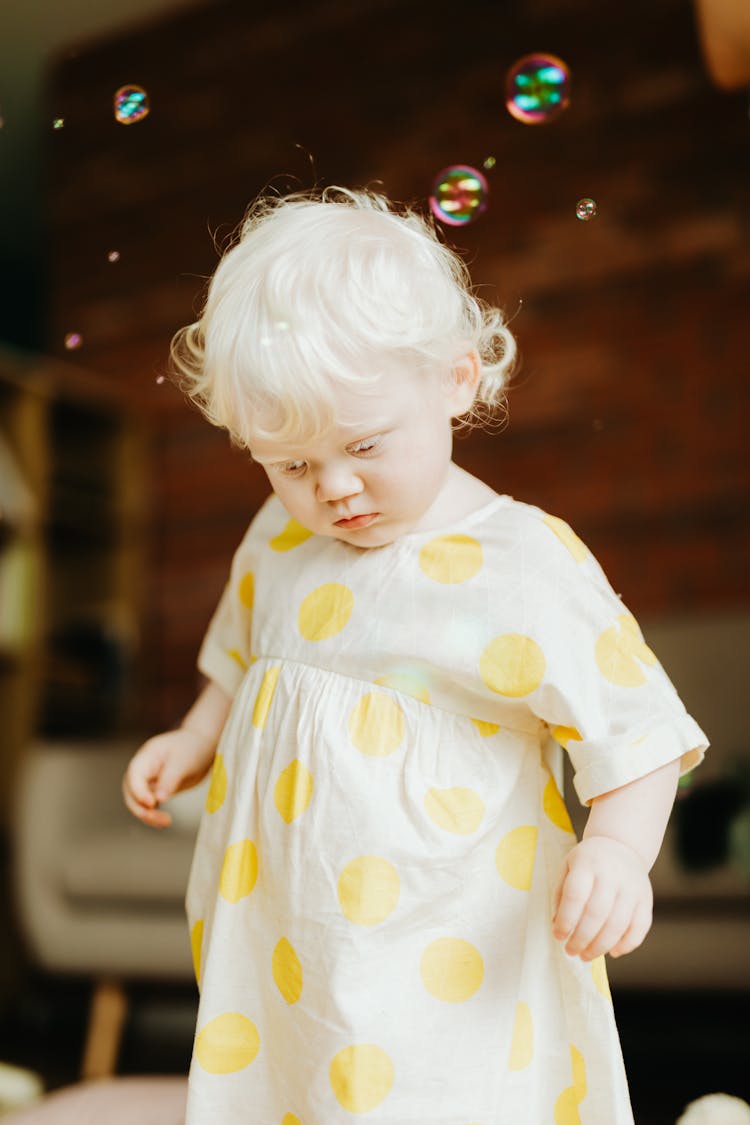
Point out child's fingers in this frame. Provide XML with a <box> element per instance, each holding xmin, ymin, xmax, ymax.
<box><xmin>578</xmin><ymin>894</ymin><xmax>635</xmax><ymax>961</ymax></box>
<box><xmin>562</xmin><ymin>882</ymin><xmax>616</xmax><ymax>957</ymax></box>
<box><xmin>122</xmin><ymin>785</ymin><xmax>172</xmax><ymax>828</ymax></box>
<box><xmin>608</xmin><ymin>898</ymin><xmax>653</xmax><ymax>958</ymax></box>
<box><xmin>551</xmin><ymin>864</ymin><xmax>595</xmax><ymax>942</ymax></box>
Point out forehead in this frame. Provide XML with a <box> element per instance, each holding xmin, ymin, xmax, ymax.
<box><xmin>248</xmin><ymin>367</ymin><xmax>423</xmax><ymax>459</ymax></box>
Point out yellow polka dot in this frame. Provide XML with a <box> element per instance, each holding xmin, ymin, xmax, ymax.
<box><xmin>205</xmin><ymin>752</ymin><xmax>227</xmax><ymax>814</ymax></box>
<box><xmin>252</xmin><ymin>665</ymin><xmax>280</xmax><ymax>728</ymax></box>
<box><xmin>338</xmin><ymin>856</ymin><xmax>400</xmax><ymax>926</ymax></box>
<box><xmin>551</xmin><ymin>724</ymin><xmax>582</xmax><ymax>749</ymax></box>
<box><xmin>270</xmin><ymin>519</ymin><xmax>314</xmax><ymax>552</ymax></box>
<box><xmin>591</xmin><ymin>956</ymin><xmax>612</xmax><ymax>1003</ymax></box>
<box><xmin>471</xmin><ymin>718</ymin><xmax>500</xmax><ymax>736</ymax></box>
<box><xmin>272</xmin><ymin>937</ymin><xmax>303</xmax><ymax>1005</ymax></box>
<box><xmin>495</xmin><ymin>826</ymin><xmax>538</xmax><ymax>890</ymax></box>
<box><xmin>238</xmin><ymin>571</ymin><xmax>254</xmax><ymax>609</ymax></box>
<box><xmin>595</xmin><ymin>613</ymin><xmax>656</xmax><ymax>687</ymax></box>
<box><xmin>190</xmin><ymin>919</ymin><xmax>203</xmax><ymax>985</ymax></box>
<box><xmin>420</xmin><ymin>937</ymin><xmax>484</xmax><ymax>1002</ymax></box>
<box><xmin>424</xmin><ymin>787</ymin><xmax>486</xmax><ymax>835</ymax></box>
<box><xmin>480</xmin><ymin>635</ymin><xmax>546</xmax><ymax>698</ymax></box>
<box><xmin>329</xmin><ymin>1044</ymin><xmax>394</xmax><ymax>1114</ymax></box>
<box><xmin>554</xmin><ymin>1087</ymin><xmax>581</xmax><ymax>1125</ymax></box>
<box><xmin>374</xmin><ymin>668</ymin><xmax>431</xmax><ymax>704</ymax></box>
<box><xmin>195</xmin><ymin>1012</ymin><xmax>260</xmax><ymax>1074</ymax></box>
<box><xmin>298</xmin><ymin>583</ymin><xmax>354</xmax><ymax>641</ymax></box>
<box><xmin>348</xmin><ymin>693</ymin><xmax>405</xmax><ymax>757</ymax></box>
<box><xmin>282</xmin><ymin>1116</ymin><xmax>301</xmax><ymax>1125</ymax></box>
<box><xmin>542</xmin><ymin>775</ymin><xmax>575</xmax><ymax>834</ymax></box>
<box><xmin>543</xmin><ymin>514</ymin><xmax>588</xmax><ymax>562</ymax></box>
<box><xmin>554</xmin><ymin>1045</ymin><xmax>587</xmax><ymax>1125</ymax></box>
<box><xmin>508</xmin><ymin>1001</ymin><xmax>534</xmax><ymax>1070</ymax></box>
<box><xmin>227</xmin><ymin>648</ymin><xmax>248</xmax><ymax>670</ymax></box>
<box><xmin>419</xmin><ymin>534</ymin><xmax>484</xmax><ymax>583</ymax></box>
<box><xmin>219</xmin><ymin>839</ymin><xmax>258</xmax><ymax>903</ymax></box>
<box><xmin>274</xmin><ymin>760</ymin><xmax>314</xmax><ymax>824</ymax></box>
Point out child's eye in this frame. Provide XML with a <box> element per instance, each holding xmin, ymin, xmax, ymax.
<box><xmin>347</xmin><ymin>435</ymin><xmax>381</xmax><ymax>456</ymax></box>
<box><xmin>275</xmin><ymin>460</ymin><xmax>307</xmax><ymax>476</ymax></box>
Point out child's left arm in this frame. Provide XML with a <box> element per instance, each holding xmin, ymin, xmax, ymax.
<box><xmin>551</xmin><ymin>757</ymin><xmax>680</xmax><ymax>961</ymax></box>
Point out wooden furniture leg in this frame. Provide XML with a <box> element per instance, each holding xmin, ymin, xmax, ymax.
<box><xmin>81</xmin><ymin>978</ymin><xmax>128</xmax><ymax>1079</ymax></box>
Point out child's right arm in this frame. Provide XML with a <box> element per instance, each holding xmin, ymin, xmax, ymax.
<box><xmin>122</xmin><ymin>680</ymin><xmax>232</xmax><ymax>828</ymax></box>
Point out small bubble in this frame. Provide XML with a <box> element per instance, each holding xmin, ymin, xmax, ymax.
<box><xmin>576</xmin><ymin>197</ymin><xmax>597</xmax><ymax>221</ymax></box>
<box><xmin>107</xmin><ymin>249</ymin><xmax>121</xmax><ymax>263</ymax></box>
<box><xmin>114</xmin><ymin>84</ymin><xmax>150</xmax><ymax>125</ymax></box>
<box><xmin>64</xmin><ymin>332</ymin><xmax>82</xmax><ymax>350</ymax></box>
<box><xmin>429</xmin><ymin>165</ymin><xmax>489</xmax><ymax>227</ymax></box>
<box><xmin>52</xmin><ymin>117</ymin><xmax>65</xmax><ymax>130</ymax></box>
<box><xmin>155</xmin><ymin>374</ymin><xmax>166</xmax><ymax>384</ymax></box>
<box><xmin>483</xmin><ymin>155</ymin><xmax>497</xmax><ymax>170</ymax></box>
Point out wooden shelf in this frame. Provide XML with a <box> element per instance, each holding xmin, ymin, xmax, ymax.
<box><xmin>0</xmin><ymin>347</ymin><xmax>147</xmax><ymax>825</ymax></box>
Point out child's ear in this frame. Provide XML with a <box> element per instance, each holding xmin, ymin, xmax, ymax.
<box><xmin>446</xmin><ymin>351</ymin><xmax>481</xmax><ymax>418</ymax></box>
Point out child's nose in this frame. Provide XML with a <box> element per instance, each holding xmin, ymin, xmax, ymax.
<box><xmin>315</xmin><ymin>463</ymin><xmax>364</xmax><ymax>503</ymax></box>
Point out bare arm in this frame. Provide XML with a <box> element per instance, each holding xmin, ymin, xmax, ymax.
<box><xmin>180</xmin><ymin>679</ymin><xmax>234</xmax><ymax>753</ymax></box>
<box><xmin>551</xmin><ymin>758</ymin><xmax>681</xmax><ymax>961</ymax></box>
<box><xmin>122</xmin><ymin>680</ymin><xmax>233</xmax><ymax>827</ymax></box>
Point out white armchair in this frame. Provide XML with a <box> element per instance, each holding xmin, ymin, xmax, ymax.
<box><xmin>11</xmin><ymin>740</ymin><xmax>205</xmax><ymax>1079</ymax></box>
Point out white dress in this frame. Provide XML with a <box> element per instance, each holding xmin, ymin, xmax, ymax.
<box><xmin>185</xmin><ymin>492</ymin><xmax>707</xmax><ymax>1125</ymax></box>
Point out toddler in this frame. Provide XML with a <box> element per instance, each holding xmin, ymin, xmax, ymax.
<box><xmin>123</xmin><ymin>187</ymin><xmax>708</xmax><ymax>1124</ymax></box>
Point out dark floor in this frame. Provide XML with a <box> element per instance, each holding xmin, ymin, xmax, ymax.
<box><xmin>0</xmin><ymin>971</ymin><xmax>748</xmax><ymax>1123</ymax></box>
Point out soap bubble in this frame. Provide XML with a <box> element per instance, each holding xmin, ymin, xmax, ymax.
<box><xmin>505</xmin><ymin>53</ymin><xmax>571</xmax><ymax>125</ymax></box>
<box><xmin>52</xmin><ymin>117</ymin><xmax>65</xmax><ymax>130</ymax></box>
<box><xmin>483</xmin><ymin>155</ymin><xmax>497</xmax><ymax>170</ymax></box>
<box><xmin>107</xmin><ymin>250</ymin><xmax>121</xmax><ymax>263</ymax></box>
<box><xmin>576</xmin><ymin>197</ymin><xmax>597</xmax><ymax>221</ymax></box>
<box><xmin>429</xmin><ymin>165</ymin><xmax>488</xmax><ymax>226</ymax></box>
<box><xmin>64</xmin><ymin>332</ymin><xmax>83</xmax><ymax>351</ymax></box>
<box><xmin>114</xmin><ymin>85</ymin><xmax>150</xmax><ymax>125</ymax></box>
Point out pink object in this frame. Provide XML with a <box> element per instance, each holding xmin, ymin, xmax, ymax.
<box><xmin>2</xmin><ymin>1076</ymin><xmax>187</xmax><ymax>1125</ymax></box>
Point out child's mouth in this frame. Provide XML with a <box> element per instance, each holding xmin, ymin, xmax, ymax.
<box><xmin>334</xmin><ymin>513</ymin><xmax>379</xmax><ymax>529</ymax></box>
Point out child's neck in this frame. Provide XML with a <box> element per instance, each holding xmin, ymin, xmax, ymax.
<box><xmin>413</xmin><ymin>463</ymin><xmax>497</xmax><ymax>533</ymax></box>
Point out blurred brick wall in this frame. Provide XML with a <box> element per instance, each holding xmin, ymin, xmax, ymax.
<box><xmin>46</xmin><ymin>0</ymin><xmax>750</xmax><ymax>727</ymax></box>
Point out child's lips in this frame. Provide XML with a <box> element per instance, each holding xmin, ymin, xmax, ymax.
<box><xmin>334</xmin><ymin>513</ymin><xmax>380</xmax><ymax>529</ymax></box>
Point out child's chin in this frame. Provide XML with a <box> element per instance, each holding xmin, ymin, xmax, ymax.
<box><xmin>333</xmin><ymin>523</ymin><xmax>395</xmax><ymax>548</ymax></box>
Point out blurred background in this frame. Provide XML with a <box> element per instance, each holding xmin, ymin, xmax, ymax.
<box><xmin>0</xmin><ymin>0</ymin><xmax>749</xmax><ymax>1120</ymax></box>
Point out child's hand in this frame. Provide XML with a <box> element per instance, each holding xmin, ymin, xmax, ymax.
<box><xmin>122</xmin><ymin>728</ymin><xmax>216</xmax><ymax>828</ymax></box>
<box><xmin>551</xmin><ymin>835</ymin><xmax>654</xmax><ymax>961</ymax></box>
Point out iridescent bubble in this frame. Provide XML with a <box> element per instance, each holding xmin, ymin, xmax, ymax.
<box><xmin>155</xmin><ymin>374</ymin><xmax>166</xmax><ymax>384</ymax></box>
<box><xmin>505</xmin><ymin>53</ymin><xmax>571</xmax><ymax>125</ymax></box>
<box><xmin>483</xmin><ymin>155</ymin><xmax>497</xmax><ymax>170</ymax></box>
<box><xmin>64</xmin><ymin>332</ymin><xmax>83</xmax><ymax>351</ymax></box>
<box><xmin>114</xmin><ymin>85</ymin><xmax>150</xmax><ymax>125</ymax></box>
<box><xmin>107</xmin><ymin>250</ymin><xmax>121</xmax><ymax>263</ymax></box>
<box><xmin>576</xmin><ymin>197</ymin><xmax>597</xmax><ymax>221</ymax></box>
<box><xmin>52</xmin><ymin>117</ymin><xmax>65</xmax><ymax>130</ymax></box>
<box><xmin>429</xmin><ymin>165</ymin><xmax>488</xmax><ymax>227</ymax></box>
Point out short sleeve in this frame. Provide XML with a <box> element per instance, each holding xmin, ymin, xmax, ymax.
<box><xmin>196</xmin><ymin>518</ymin><xmax>261</xmax><ymax>698</ymax></box>
<box><xmin>525</xmin><ymin>511</ymin><xmax>709</xmax><ymax>806</ymax></box>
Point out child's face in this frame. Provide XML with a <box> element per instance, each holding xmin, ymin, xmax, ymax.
<box><xmin>248</xmin><ymin>362</ymin><xmax>475</xmax><ymax>547</ymax></box>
